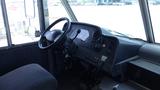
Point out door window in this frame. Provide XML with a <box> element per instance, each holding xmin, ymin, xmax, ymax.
<box><xmin>5</xmin><ymin>0</ymin><xmax>40</xmax><ymax>45</ymax></box>
<box><xmin>0</xmin><ymin>5</ymin><xmax>7</xmax><ymax>47</ymax></box>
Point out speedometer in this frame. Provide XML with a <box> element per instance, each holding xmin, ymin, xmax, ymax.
<box><xmin>77</xmin><ymin>29</ymin><xmax>89</xmax><ymax>41</ymax></box>
<box><xmin>70</xmin><ymin>29</ymin><xmax>89</xmax><ymax>41</ymax></box>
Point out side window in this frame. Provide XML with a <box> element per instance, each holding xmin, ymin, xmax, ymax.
<box><xmin>5</xmin><ymin>0</ymin><xmax>40</xmax><ymax>45</ymax></box>
<box><xmin>47</xmin><ymin>0</ymin><xmax>70</xmax><ymax>30</ymax></box>
<box><xmin>0</xmin><ymin>6</ymin><xmax>7</xmax><ymax>47</ymax></box>
<box><xmin>148</xmin><ymin>1</ymin><xmax>160</xmax><ymax>43</ymax></box>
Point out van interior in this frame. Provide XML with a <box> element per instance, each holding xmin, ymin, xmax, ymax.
<box><xmin>0</xmin><ymin>0</ymin><xmax>159</xmax><ymax>90</ymax></box>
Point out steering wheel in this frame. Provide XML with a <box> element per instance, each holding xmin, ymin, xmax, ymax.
<box><xmin>38</xmin><ymin>17</ymin><xmax>71</xmax><ymax>49</ymax></box>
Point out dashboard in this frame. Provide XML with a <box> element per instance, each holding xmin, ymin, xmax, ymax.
<box><xmin>64</xmin><ymin>22</ymin><xmax>145</xmax><ymax>77</ymax></box>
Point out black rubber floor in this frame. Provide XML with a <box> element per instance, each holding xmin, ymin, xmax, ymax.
<box><xmin>57</xmin><ymin>72</ymin><xmax>150</xmax><ymax>90</ymax></box>
<box><xmin>100</xmin><ymin>77</ymin><xmax>150</xmax><ymax>90</ymax></box>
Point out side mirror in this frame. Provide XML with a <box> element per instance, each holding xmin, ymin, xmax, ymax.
<box><xmin>24</xmin><ymin>0</ymin><xmax>35</xmax><ymax>18</ymax></box>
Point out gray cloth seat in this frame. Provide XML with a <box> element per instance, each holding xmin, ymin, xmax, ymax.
<box><xmin>0</xmin><ymin>64</ymin><xmax>57</xmax><ymax>90</ymax></box>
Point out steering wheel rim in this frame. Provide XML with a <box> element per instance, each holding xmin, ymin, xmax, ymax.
<box><xmin>38</xmin><ymin>17</ymin><xmax>71</xmax><ymax>49</ymax></box>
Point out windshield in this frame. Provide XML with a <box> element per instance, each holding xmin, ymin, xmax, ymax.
<box><xmin>67</xmin><ymin>0</ymin><xmax>146</xmax><ymax>40</ymax></box>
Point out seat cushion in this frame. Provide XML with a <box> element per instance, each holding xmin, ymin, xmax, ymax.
<box><xmin>0</xmin><ymin>64</ymin><xmax>57</xmax><ymax>90</ymax></box>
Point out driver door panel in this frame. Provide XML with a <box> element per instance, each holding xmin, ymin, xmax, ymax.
<box><xmin>0</xmin><ymin>43</ymin><xmax>49</xmax><ymax>76</ymax></box>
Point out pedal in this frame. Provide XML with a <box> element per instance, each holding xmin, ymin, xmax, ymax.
<box><xmin>112</xmin><ymin>84</ymin><xmax>119</xmax><ymax>90</ymax></box>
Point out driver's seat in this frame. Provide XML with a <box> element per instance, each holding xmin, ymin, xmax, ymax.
<box><xmin>0</xmin><ymin>64</ymin><xmax>57</xmax><ymax>90</ymax></box>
